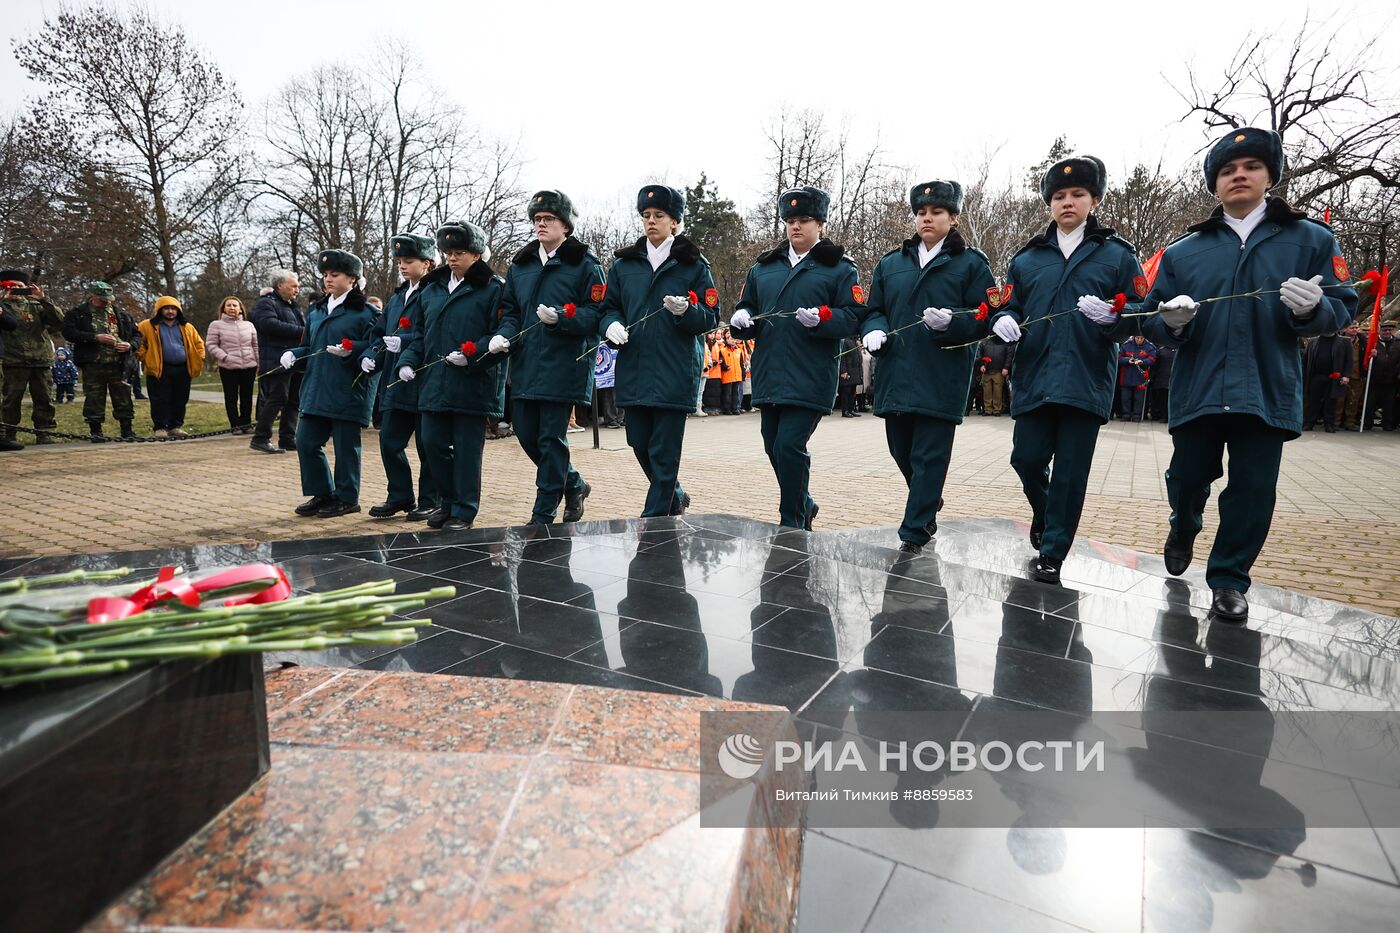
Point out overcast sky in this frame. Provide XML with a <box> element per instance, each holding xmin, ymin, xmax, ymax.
<box><xmin>3</xmin><ymin>0</ymin><xmax>1395</xmax><ymax>216</ymax></box>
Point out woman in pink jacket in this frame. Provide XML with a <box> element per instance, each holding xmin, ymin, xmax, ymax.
<box><xmin>205</xmin><ymin>296</ymin><xmax>260</xmax><ymax>432</ymax></box>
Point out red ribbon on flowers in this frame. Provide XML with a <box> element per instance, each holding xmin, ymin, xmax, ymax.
<box><xmin>87</xmin><ymin>564</ymin><xmax>292</xmax><ymax>624</ymax></box>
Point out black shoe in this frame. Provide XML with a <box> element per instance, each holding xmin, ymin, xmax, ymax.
<box><xmin>841</xmin><ymin>411</ymin><xmax>854</xmax><ymax>418</ymax></box>
<box><xmin>35</xmin><ymin>435</ymin><xmax>55</xmax><ymax>445</ymax></box>
<box><xmin>1210</xmin><ymin>588</ymin><xmax>1249</xmax><ymax>624</ymax></box>
<box><xmin>924</xmin><ymin>517</ymin><xmax>937</xmax><ymax>537</ymax></box>
<box><xmin>250</xmin><ymin>440</ymin><xmax>285</xmax><ymax>454</ymax></box>
<box><xmin>898</xmin><ymin>541</ymin><xmax>923</xmax><ymax>555</ymax></box>
<box><xmin>119</xmin><ymin>421</ymin><xmax>136</xmax><ymax>439</ymax></box>
<box><xmin>1029</xmin><ymin>519</ymin><xmax>1044</xmax><ymax>551</ymax></box>
<box><xmin>442</xmin><ymin>517</ymin><xmax>472</xmax><ymax>531</ymax></box>
<box><xmin>804</xmin><ymin>502</ymin><xmax>819</xmax><ymax>531</ymax></box>
<box><xmin>0</xmin><ymin>437</ymin><xmax>23</xmax><ymax>452</ymax></box>
<box><xmin>426</xmin><ymin>508</ymin><xmax>450</xmax><ymax>529</ymax></box>
<box><xmin>563</xmin><ymin>481</ymin><xmax>591</xmax><ymax>523</ymax></box>
<box><xmin>369</xmin><ymin>500</ymin><xmax>414</xmax><ymax>518</ymax></box>
<box><xmin>1324</xmin><ymin>425</ymin><xmax>1337</xmax><ymax>433</ymax></box>
<box><xmin>316</xmin><ymin>499</ymin><xmax>360</xmax><ymax>518</ymax></box>
<box><xmin>405</xmin><ymin>504</ymin><xmax>438</xmax><ymax>521</ymax></box>
<box><xmin>1163</xmin><ymin>534</ymin><xmax>1194</xmax><ymax>576</ymax></box>
<box><xmin>279</xmin><ymin>439</ymin><xmax>297</xmax><ymax>452</ymax></box>
<box><xmin>88</xmin><ymin>422</ymin><xmax>104</xmax><ymax>442</ymax></box>
<box><xmin>669</xmin><ymin>490</ymin><xmax>691</xmax><ymax>516</ymax></box>
<box><xmin>1032</xmin><ymin>555</ymin><xmax>1062</xmax><ymax>584</ymax></box>
<box><xmin>295</xmin><ymin>494</ymin><xmax>333</xmax><ymax>516</ymax></box>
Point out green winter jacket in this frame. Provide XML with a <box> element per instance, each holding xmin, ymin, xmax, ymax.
<box><xmin>861</xmin><ymin>229</ymin><xmax>996</xmax><ymax>423</ymax></box>
<box><xmin>1142</xmin><ymin>198</ymin><xmax>1357</xmax><ymax>437</ymax></box>
<box><xmin>290</xmin><ymin>287</ymin><xmax>381</xmax><ymax>426</ymax></box>
<box><xmin>728</xmin><ymin>238</ymin><xmax>865</xmax><ymax>412</ymax></box>
<box><xmin>494</xmin><ymin>236</ymin><xmax>606</xmax><ymax>406</ymax></box>
<box><xmin>399</xmin><ymin>261</ymin><xmax>507</xmax><ymax>418</ymax></box>
<box><xmin>598</xmin><ymin>235</ymin><xmax>718</xmax><ymax>411</ymax></box>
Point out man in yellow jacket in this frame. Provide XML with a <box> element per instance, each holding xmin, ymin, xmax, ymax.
<box><xmin>137</xmin><ymin>296</ymin><xmax>205</xmax><ymax>438</ymax></box>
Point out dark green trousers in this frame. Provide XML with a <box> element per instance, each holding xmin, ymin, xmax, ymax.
<box><xmin>1009</xmin><ymin>404</ymin><xmax>1101</xmax><ymax>561</ymax></box>
<box><xmin>419</xmin><ymin>411</ymin><xmax>486</xmax><ymax>522</ymax></box>
<box><xmin>885</xmin><ymin>413</ymin><xmax>956</xmax><ymax>546</ymax></box>
<box><xmin>1</xmin><ymin>365</ymin><xmax>56</xmax><ymax>434</ymax></box>
<box><xmin>1166</xmin><ymin>414</ymin><xmax>1286</xmax><ymax>593</ymax></box>
<box><xmin>295</xmin><ymin>414</ymin><xmax>362</xmax><ymax>505</ymax></box>
<box><xmin>378</xmin><ymin>408</ymin><xmax>439</xmax><ymax>508</ymax></box>
<box><xmin>512</xmin><ymin>399</ymin><xmax>585</xmax><ymax>523</ymax></box>
<box><xmin>80</xmin><ymin>363</ymin><xmax>133</xmax><ymax>424</ymax></box>
<box><xmin>759</xmin><ymin>404</ymin><xmax>824</xmax><ymax>528</ymax></box>
<box><xmin>623</xmin><ymin>406</ymin><xmax>689</xmax><ymax>517</ymax></box>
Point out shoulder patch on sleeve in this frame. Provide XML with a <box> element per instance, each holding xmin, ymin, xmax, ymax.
<box><xmin>591</xmin><ymin>283</ymin><xmax>606</xmax><ymax>303</ymax></box>
<box><xmin>1333</xmin><ymin>256</ymin><xmax>1349</xmax><ymax>282</ymax></box>
<box><xmin>705</xmin><ymin>288</ymin><xmax>718</xmax><ymax>307</ymax></box>
<box><xmin>852</xmin><ymin>284</ymin><xmax>866</xmax><ymax>305</ymax></box>
<box><xmin>1133</xmin><ymin>275</ymin><xmax>1149</xmax><ymax>298</ymax></box>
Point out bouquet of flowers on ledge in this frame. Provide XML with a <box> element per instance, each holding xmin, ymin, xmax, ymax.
<box><xmin>0</xmin><ymin>564</ymin><xmax>454</xmax><ymax>687</ymax></box>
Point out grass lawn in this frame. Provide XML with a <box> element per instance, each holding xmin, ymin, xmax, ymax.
<box><xmin>14</xmin><ymin>395</ymin><xmax>235</xmax><ymax>444</ymax></box>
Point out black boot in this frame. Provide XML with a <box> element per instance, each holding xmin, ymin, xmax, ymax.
<box><xmin>406</xmin><ymin>503</ymin><xmax>438</xmax><ymax>521</ymax></box>
<box><xmin>0</xmin><ymin>435</ymin><xmax>23</xmax><ymax>452</ymax></box>
<box><xmin>294</xmin><ymin>494</ymin><xmax>333</xmax><ymax>516</ymax></box>
<box><xmin>1163</xmin><ymin>534</ymin><xmax>1194</xmax><ymax>576</ymax></box>
<box><xmin>1029</xmin><ymin>517</ymin><xmax>1044</xmax><ymax>551</ymax></box>
<box><xmin>563</xmin><ymin>482</ymin><xmax>591</xmax><ymax>523</ymax></box>
<box><xmin>119</xmin><ymin>420</ymin><xmax>136</xmax><ymax>440</ymax></box>
<box><xmin>804</xmin><ymin>502</ymin><xmax>819</xmax><ymax>531</ymax></box>
<box><xmin>369</xmin><ymin>500</ymin><xmax>415</xmax><ymax>518</ymax></box>
<box><xmin>668</xmin><ymin>489</ymin><xmax>691</xmax><ymax>516</ymax></box>
<box><xmin>1210</xmin><ymin>588</ymin><xmax>1248</xmax><ymax>624</ymax></box>
<box><xmin>88</xmin><ymin>421</ymin><xmax>104</xmax><ymax>443</ymax></box>
<box><xmin>898</xmin><ymin>541</ymin><xmax>923</xmax><ymax>555</ymax></box>
<box><xmin>1032</xmin><ymin>555</ymin><xmax>1062</xmax><ymax>584</ymax></box>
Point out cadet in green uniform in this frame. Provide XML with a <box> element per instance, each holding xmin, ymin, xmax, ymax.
<box><xmin>0</xmin><ymin>271</ymin><xmax>65</xmax><ymax>447</ymax></box>
<box><xmin>285</xmin><ymin>249</ymin><xmax>381</xmax><ymax>518</ymax></box>
<box><xmin>729</xmin><ymin>186</ymin><xmax>864</xmax><ymax>529</ymax></box>
<box><xmin>61</xmin><ymin>281</ymin><xmax>141</xmax><ymax>441</ymax></box>
<box><xmin>398</xmin><ymin>220</ymin><xmax>506</xmax><ymax>531</ymax></box>
<box><xmin>492</xmin><ymin>190</ymin><xmax>606</xmax><ymax>524</ymax></box>
<box><xmin>360</xmin><ymin>233</ymin><xmax>440</xmax><ymax>520</ymax></box>
<box><xmin>990</xmin><ymin>156</ymin><xmax>1146</xmax><ymax>583</ymax></box>
<box><xmin>598</xmin><ymin>185</ymin><xmax>719</xmax><ymax>517</ymax></box>
<box><xmin>860</xmin><ymin>181</ymin><xmax>996</xmax><ymax>553</ymax></box>
<box><xmin>1143</xmin><ymin>128</ymin><xmax>1357</xmax><ymax>623</ymax></box>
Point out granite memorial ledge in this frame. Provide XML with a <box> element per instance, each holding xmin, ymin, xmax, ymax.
<box><xmin>84</xmin><ymin>667</ymin><xmax>805</xmax><ymax>932</ymax></box>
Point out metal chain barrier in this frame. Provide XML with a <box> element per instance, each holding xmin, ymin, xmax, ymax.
<box><xmin>0</xmin><ymin>421</ymin><xmax>238</xmax><ymax>444</ymax></box>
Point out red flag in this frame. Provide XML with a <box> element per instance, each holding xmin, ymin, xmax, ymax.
<box><xmin>1364</xmin><ymin>266</ymin><xmax>1389</xmax><ymax>370</ymax></box>
<box><xmin>1140</xmin><ymin>248</ymin><xmax>1165</xmax><ymax>290</ymax></box>
<box><xmin>1323</xmin><ymin>206</ymin><xmax>1332</xmax><ymax>225</ymax></box>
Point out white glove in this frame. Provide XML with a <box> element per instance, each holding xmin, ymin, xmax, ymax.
<box><xmin>1077</xmin><ymin>295</ymin><xmax>1116</xmax><ymax>325</ymax></box>
<box><xmin>605</xmin><ymin>321</ymin><xmax>629</xmax><ymax>345</ymax></box>
<box><xmin>488</xmin><ymin>334</ymin><xmax>510</xmax><ymax>354</ymax></box>
<box><xmin>536</xmin><ymin>304</ymin><xmax>559</xmax><ymax>325</ymax></box>
<box><xmin>325</xmin><ymin>343</ymin><xmax>351</xmax><ymax>358</ymax></box>
<box><xmin>279</xmin><ymin>350</ymin><xmax>297</xmax><ymax>370</ymax></box>
<box><xmin>730</xmin><ymin>309</ymin><xmax>753</xmax><ymax>329</ymax></box>
<box><xmin>1158</xmin><ymin>295</ymin><xmax>1199</xmax><ymax>330</ymax></box>
<box><xmin>863</xmin><ymin>330</ymin><xmax>887</xmax><ymax>352</ymax></box>
<box><xmin>992</xmin><ymin>316</ymin><xmax>1022</xmax><ymax>343</ymax></box>
<box><xmin>663</xmin><ymin>295</ymin><xmax>689</xmax><ymax>315</ymax></box>
<box><xmin>382</xmin><ymin>334</ymin><xmax>402</xmax><ymax>353</ymax></box>
<box><xmin>795</xmin><ymin>307</ymin><xmax>822</xmax><ymax>328</ymax></box>
<box><xmin>922</xmin><ymin>307</ymin><xmax>953</xmax><ymax>332</ymax></box>
<box><xmin>446</xmin><ymin>350</ymin><xmax>469</xmax><ymax>367</ymax></box>
<box><xmin>397</xmin><ymin>365</ymin><xmax>416</xmax><ymax>382</ymax></box>
<box><xmin>1279</xmin><ymin>274</ymin><xmax>1324</xmax><ymax>316</ymax></box>
<box><xmin>360</xmin><ymin>357</ymin><xmax>376</xmax><ymax>373</ymax></box>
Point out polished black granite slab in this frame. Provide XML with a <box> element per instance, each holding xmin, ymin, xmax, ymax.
<box><xmin>0</xmin><ymin>656</ymin><xmax>268</xmax><ymax>932</ymax></box>
<box><xmin>7</xmin><ymin>514</ymin><xmax>1399</xmax><ymax>932</ymax></box>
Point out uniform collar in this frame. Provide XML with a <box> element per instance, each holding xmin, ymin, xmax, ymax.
<box><xmin>917</xmin><ymin>236</ymin><xmax>946</xmax><ymax>268</ymax></box>
<box><xmin>1056</xmin><ymin>222</ymin><xmax>1087</xmax><ymax>259</ymax></box>
<box><xmin>1221</xmin><ymin>200</ymin><xmax>1268</xmax><ymax>242</ymax></box>
<box><xmin>646</xmin><ymin>236</ymin><xmax>674</xmax><ymax>270</ymax></box>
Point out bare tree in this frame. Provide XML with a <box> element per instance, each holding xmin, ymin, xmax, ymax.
<box><xmin>1173</xmin><ymin>15</ymin><xmax>1400</xmax><ymax>207</ymax></box>
<box><xmin>760</xmin><ymin>106</ymin><xmax>843</xmax><ymax>237</ymax></box>
<box><xmin>12</xmin><ymin>7</ymin><xmax>245</xmax><ymax>295</ymax></box>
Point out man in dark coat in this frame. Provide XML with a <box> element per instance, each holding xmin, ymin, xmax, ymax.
<box><xmin>1117</xmin><ymin>335</ymin><xmax>1156</xmax><ymax>422</ymax></box>
<box><xmin>979</xmin><ymin>336</ymin><xmax>1013</xmax><ymax>416</ymax></box>
<box><xmin>1144</xmin><ymin>128</ymin><xmax>1357</xmax><ymax>623</ymax></box>
<box><xmin>989</xmin><ymin>156</ymin><xmax>1146</xmax><ymax>584</ymax></box>
<box><xmin>1367</xmin><ymin>319</ymin><xmax>1400</xmax><ymax>430</ymax></box>
<box><xmin>1148</xmin><ymin>344</ymin><xmax>1174</xmax><ymax>422</ymax></box>
<box><xmin>729</xmin><ymin>186</ymin><xmax>865</xmax><ymax>529</ymax></box>
<box><xmin>492</xmin><ymin>190</ymin><xmax>607</xmax><ymax>524</ymax></box>
<box><xmin>1302</xmin><ymin>330</ymin><xmax>1353</xmax><ymax>432</ymax></box>
<box><xmin>249</xmin><ymin>270</ymin><xmax>306</xmax><ymax>454</ymax></box>
<box><xmin>62</xmin><ymin>281</ymin><xmax>141</xmax><ymax>440</ymax></box>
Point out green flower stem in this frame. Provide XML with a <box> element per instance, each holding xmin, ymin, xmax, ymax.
<box><xmin>0</xmin><ymin>660</ymin><xmax>133</xmax><ymax>686</ymax></box>
<box><xmin>0</xmin><ymin>568</ymin><xmax>135</xmax><ymax>594</ymax></box>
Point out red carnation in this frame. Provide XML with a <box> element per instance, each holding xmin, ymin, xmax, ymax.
<box><xmin>975</xmin><ymin>302</ymin><xmax>990</xmax><ymax>321</ymax></box>
<box><xmin>1110</xmin><ymin>293</ymin><xmax>1127</xmax><ymax>314</ymax></box>
<box><xmin>1328</xmin><ymin>371</ymin><xmax>1341</xmax><ymax>380</ymax></box>
<box><xmin>818</xmin><ymin>305</ymin><xmax>832</xmax><ymax>322</ymax></box>
<box><xmin>687</xmin><ymin>290</ymin><xmax>699</xmax><ymax>305</ymax></box>
<box><xmin>563</xmin><ymin>303</ymin><xmax>577</xmax><ymax>318</ymax></box>
<box><xmin>1360</xmin><ymin>270</ymin><xmax>1382</xmax><ymax>291</ymax></box>
<box><xmin>399</xmin><ymin>316</ymin><xmax>411</xmax><ymax>329</ymax></box>
<box><xmin>340</xmin><ymin>338</ymin><xmax>354</xmax><ymax>351</ymax></box>
<box><xmin>461</xmin><ymin>340</ymin><xmax>477</xmax><ymax>356</ymax></box>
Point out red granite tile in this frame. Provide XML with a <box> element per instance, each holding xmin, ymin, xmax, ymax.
<box><xmin>279</xmin><ymin>670</ymin><xmax>573</xmax><ymax>755</ymax></box>
<box><xmin>89</xmin><ymin>744</ymin><xmax>526</xmax><ymax>932</ymax></box>
<box><xmin>549</xmin><ymin>685</ymin><xmax>787</xmax><ymax>774</ymax></box>
<box><xmin>471</xmin><ymin>757</ymin><xmax>706</xmax><ymax>926</ymax></box>
<box><xmin>265</xmin><ymin>668</ymin><xmax>382</xmax><ymax>742</ymax></box>
<box><xmin>262</xmin><ymin>665</ymin><xmax>337</xmax><ymax>714</ymax></box>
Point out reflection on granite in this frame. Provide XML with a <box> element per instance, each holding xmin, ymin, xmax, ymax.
<box><xmin>89</xmin><ymin>668</ymin><xmax>802</xmax><ymax>932</ymax></box>
<box><xmin>41</xmin><ymin>513</ymin><xmax>1400</xmax><ymax>931</ymax></box>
